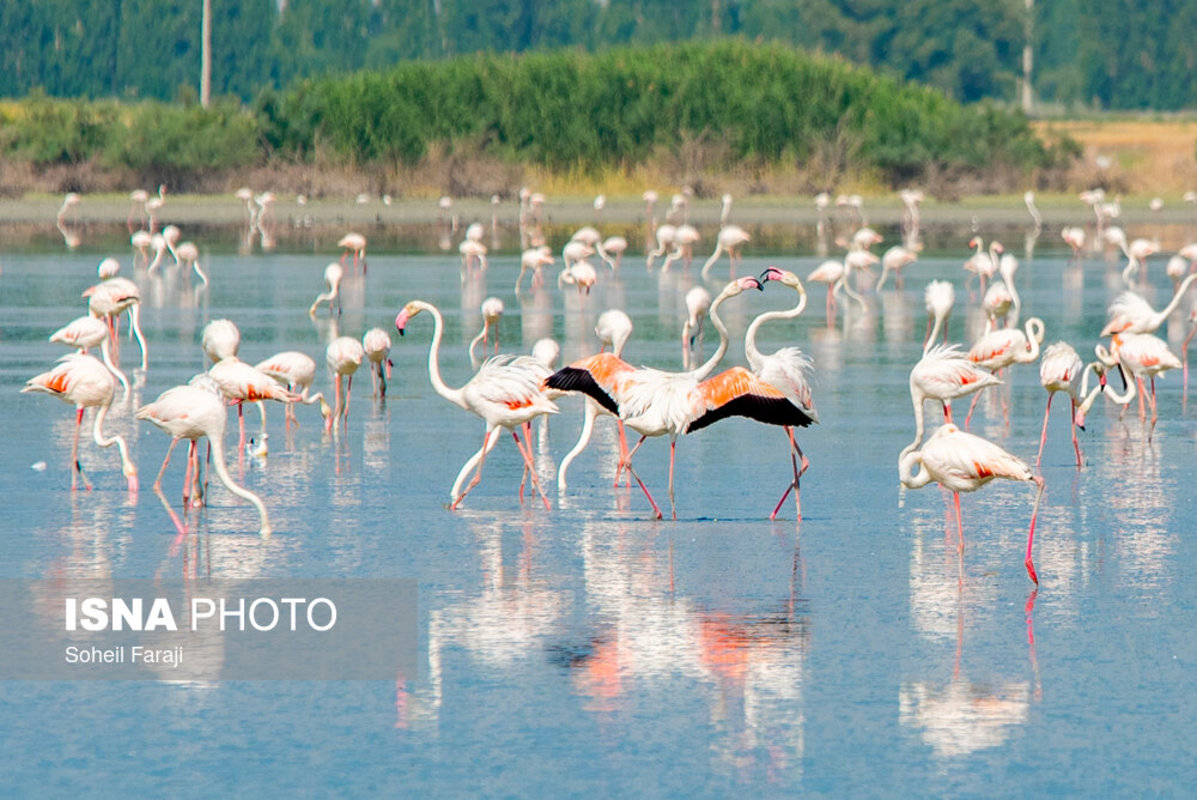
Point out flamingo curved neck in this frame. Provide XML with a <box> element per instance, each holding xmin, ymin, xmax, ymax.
<box><xmin>91</xmin><ymin>403</ymin><xmax>135</xmax><ymax>480</ymax></box>
<box><xmin>418</xmin><ymin>302</ymin><xmax>468</xmax><ymax>409</ymax></box>
<box><xmin>1016</xmin><ymin>318</ymin><xmax>1044</xmax><ymax>363</ymax></box>
<box><xmin>691</xmin><ymin>290</ymin><xmax>735</xmax><ymax>379</ymax></box>
<box><xmin>1154</xmin><ymin>273</ymin><xmax>1197</xmax><ymax>323</ymax></box>
<box><xmin>745</xmin><ymin>285</ymin><xmax>807</xmax><ymax>372</ymax></box>
<box><xmin>208</xmin><ymin>433</ymin><xmax>271</xmax><ymax>536</ymax></box>
<box><xmin>898</xmin><ymin>449</ymin><xmax>932</xmax><ymax>489</ymax></box>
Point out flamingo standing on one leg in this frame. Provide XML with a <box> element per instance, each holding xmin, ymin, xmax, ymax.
<box><xmin>748</xmin><ymin>267</ymin><xmax>820</xmax><ymax>519</ymax></box>
<box><xmin>1035</xmin><ymin>341</ymin><xmax>1085</xmax><ymax>467</ymax></box>
<box><xmin>899</xmin><ymin>423</ymin><xmax>1045</xmax><ymax>584</ymax></box>
<box><xmin>22</xmin><ymin>353</ymin><xmax>138</xmax><ymax>493</ymax></box>
<box><xmin>136</xmin><ymin>379</ymin><xmax>271</xmax><ymax>536</ymax></box>
<box><xmin>395</xmin><ymin>300</ymin><xmax>559</xmax><ymax>510</ymax></box>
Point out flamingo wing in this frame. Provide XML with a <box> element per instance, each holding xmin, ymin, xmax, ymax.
<box><xmin>686</xmin><ymin>367</ymin><xmax>816</xmax><ymax>433</ymax></box>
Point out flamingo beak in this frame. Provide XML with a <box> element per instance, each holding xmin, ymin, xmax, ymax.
<box><xmin>394</xmin><ymin>310</ymin><xmax>408</xmax><ymax>335</ymax></box>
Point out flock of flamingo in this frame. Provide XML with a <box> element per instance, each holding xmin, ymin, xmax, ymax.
<box><xmin>21</xmin><ymin>185</ymin><xmax>1197</xmax><ymax>585</ymax></box>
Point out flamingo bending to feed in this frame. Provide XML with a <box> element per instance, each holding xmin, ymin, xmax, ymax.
<box><xmin>469</xmin><ymin>297</ymin><xmax>505</xmax><ymax>369</ymax></box>
<box><xmin>208</xmin><ymin>356</ymin><xmax>301</xmax><ymax>450</ymax></box>
<box><xmin>254</xmin><ymin>351</ymin><xmax>330</xmax><ymax>428</ymax></box>
<box><xmin>22</xmin><ymin>353</ymin><xmax>138</xmax><ymax>493</ymax></box>
<box><xmin>1035</xmin><ymin>342</ymin><xmax>1085</xmax><ymax>467</ymax></box>
<box><xmin>899</xmin><ymin>423</ymin><xmax>1045</xmax><ymax>584</ymax></box>
<box><xmin>396</xmin><ymin>300</ymin><xmax>558</xmax><ymax>510</ymax></box>
<box><xmin>515</xmin><ymin>246</ymin><xmax>555</xmax><ymax>292</ymax></box>
<box><xmin>876</xmin><ymin>245</ymin><xmax>919</xmax><ymax>291</ymax></box>
<box><xmin>136</xmin><ymin>378</ymin><xmax>271</xmax><ymax>536</ymax></box>
<box><xmin>747</xmin><ymin>267</ymin><xmax>820</xmax><ymax>519</ymax></box>
<box><xmin>1096</xmin><ymin>333</ymin><xmax>1181</xmax><ymax>438</ymax></box>
<box><xmin>308</xmin><ymin>262</ymin><xmax>344</xmax><ymax>317</ymax></box>
<box><xmin>903</xmin><ymin>344</ymin><xmax>1002</xmax><ymax>460</ymax></box>
<box><xmin>545</xmin><ymin>276</ymin><xmax>762</xmax><ymax>519</ymax></box>
<box><xmin>363</xmin><ymin>327</ymin><xmax>394</xmax><ymax>397</ymax></box>
<box><xmin>700</xmin><ymin>225</ymin><xmax>750</xmax><ymax>278</ymax></box>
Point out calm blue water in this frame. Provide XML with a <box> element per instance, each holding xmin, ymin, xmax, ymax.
<box><xmin>2</xmin><ymin>216</ymin><xmax>1196</xmax><ymax>797</ymax></box>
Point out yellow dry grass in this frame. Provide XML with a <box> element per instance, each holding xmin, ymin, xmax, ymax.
<box><xmin>1034</xmin><ymin>118</ymin><xmax>1197</xmax><ymax>196</ymax></box>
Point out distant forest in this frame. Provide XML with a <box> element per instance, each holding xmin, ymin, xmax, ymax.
<box><xmin>0</xmin><ymin>0</ymin><xmax>1193</xmax><ymax>111</ymax></box>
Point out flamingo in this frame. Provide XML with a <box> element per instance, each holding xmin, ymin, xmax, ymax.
<box><xmin>557</xmin><ymin>310</ymin><xmax>635</xmax><ymax>490</ymax></box>
<box><xmin>923</xmin><ymin>280</ymin><xmax>956</xmax><ymax>351</ymax></box>
<box><xmin>682</xmin><ymin>286</ymin><xmax>712</xmax><ymax>368</ymax></box>
<box><xmin>174</xmin><ymin>241</ymin><xmax>208</xmax><ymax>285</ymax></box>
<box><xmin>876</xmin><ymin>245</ymin><xmax>919</xmax><ymax>291</ymax></box>
<box><xmin>83</xmin><ymin>277</ymin><xmax>147</xmax><ymax>371</ymax></box>
<box><xmin>720</xmin><ymin>192</ymin><xmax>733</xmax><ymax>224</ymax></box>
<box><xmin>395</xmin><ymin>300</ymin><xmax>558</xmax><ymax>510</ymax></box>
<box><xmin>982</xmin><ymin>251</ymin><xmax>1020</xmax><ymax>330</ymax></box>
<box><xmin>326</xmin><ymin>336</ymin><xmax>366</xmax><ymax>434</ymax></box>
<box><xmin>661</xmin><ymin>224</ymin><xmax>700</xmax><ymax>271</ymax></box>
<box><xmin>459</xmin><ymin>238</ymin><xmax>489</xmax><ymax>278</ymax></box>
<box><xmin>559</xmin><ymin>259</ymin><xmax>598</xmax><ymax>298</ymax></box>
<box><xmin>145</xmin><ymin>185</ymin><xmax>166</xmax><ymax>232</ymax></box>
<box><xmin>254</xmin><ymin>191</ymin><xmax>277</xmax><ymax>232</ymax></box>
<box><xmin>597</xmin><ymin>236</ymin><xmax>628</xmax><ymax>271</ymax></box>
<box><xmin>747</xmin><ymin>267</ymin><xmax>820</xmax><ymax>519</ymax></box>
<box><xmin>130</xmin><ymin>230</ymin><xmax>152</xmax><ymax>268</ymax></box>
<box><xmin>899</xmin><ymin>423</ymin><xmax>1045</xmax><ymax>584</ymax></box>
<box><xmin>22</xmin><ymin>353</ymin><xmax>138</xmax><ymax>493</ymax></box>
<box><xmin>562</xmin><ymin>239</ymin><xmax>595</xmax><ymax>271</ymax></box>
<box><xmin>208</xmin><ymin>356</ymin><xmax>300</xmax><ymax>451</ymax></box>
<box><xmin>903</xmin><ymin>344</ymin><xmax>1002</xmax><ymax>459</ymax></box>
<box><xmin>807</xmin><ymin>259</ymin><xmax>863</xmax><ymax>321</ymax></box>
<box><xmin>97</xmin><ymin>257</ymin><xmax>120</xmax><ymax>279</ymax></box>
<box><xmin>128</xmin><ymin>189</ymin><xmax>150</xmax><ymax>231</ymax></box>
<box><xmin>338</xmin><ymin>232</ymin><xmax>367</xmax><ymax>273</ymax></box>
<box><xmin>235</xmin><ymin>187</ymin><xmax>257</xmax><ymax>227</ymax></box>
<box><xmin>201</xmin><ymin>318</ymin><xmax>240</xmax><ymax>364</ymax></box>
<box><xmin>254</xmin><ymin>351</ymin><xmax>331</xmax><ymax>428</ymax></box>
<box><xmin>56</xmin><ymin>192</ymin><xmax>81</xmax><ymax>226</ymax></box>
<box><xmin>1100</xmin><ymin>273</ymin><xmax>1197</xmax><ymax>336</ymax></box>
<box><xmin>160</xmin><ymin>224</ymin><xmax>182</xmax><ymax>266</ymax></box>
<box><xmin>963</xmin><ymin>237</ymin><xmax>1000</xmax><ymax>295</ymax></box>
<box><xmin>1097</xmin><ymin>333</ymin><xmax>1181</xmax><ymax>438</ymax></box>
<box><xmin>700</xmin><ymin>225</ymin><xmax>751</xmax><ymax>279</ymax></box>
<box><xmin>532</xmin><ymin>338</ymin><xmax>560</xmax><ymax>371</ymax></box>
<box><xmin>49</xmin><ymin>315</ymin><xmax>129</xmax><ymax>397</ymax></box>
<box><xmin>469</xmin><ymin>297</ymin><xmax>505</xmax><ymax>369</ymax></box>
<box><xmin>965</xmin><ymin>317</ymin><xmax>1045</xmax><ymax>426</ymax></box>
<box><xmin>136</xmin><ymin>378</ymin><xmax>271</xmax><ymax>536</ymax></box>
<box><xmin>1060</xmin><ymin>226</ymin><xmax>1086</xmax><ymax>261</ymax></box>
<box><xmin>1035</xmin><ymin>342</ymin><xmax>1085</xmax><ymax>467</ymax></box>
<box><xmin>1024</xmin><ymin>190</ymin><xmax>1043</xmax><ymax>233</ymax></box>
<box><xmin>515</xmin><ymin>245</ymin><xmax>555</xmax><ymax>293</ymax></box>
<box><xmin>308</xmin><ymin>262</ymin><xmax>343</xmax><ymax>317</ymax></box>
<box><xmin>646</xmin><ymin>223</ymin><xmax>677</xmax><ymax>269</ymax></box>
<box><xmin>363</xmin><ymin>327</ymin><xmax>394</xmax><ymax>397</ymax></box>
<box><xmin>545</xmin><ymin>276</ymin><xmax>762</xmax><ymax>519</ymax></box>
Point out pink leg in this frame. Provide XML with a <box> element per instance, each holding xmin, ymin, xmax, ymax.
<box><xmin>1148</xmin><ymin>377</ymin><xmax>1159</xmax><ymax>440</ymax></box>
<box><xmin>237</xmin><ymin>402</ymin><xmax>246</xmax><ymax>453</ymax></box>
<box><xmin>613</xmin><ymin>420</ymin><xmax>631</xmax><ymax>488</ymax></box>
<box><xmin>154</xmin><ymin>438</ymin><xmax>179</xmax><ymax>494</ymax></box>
<box><xmin>623</xmin><ymin>435</ymin><xmax>663</xmax><ymax>520</ymax></box>
<box><xmin>451</xmin><ymin>429</ymin><xmax>498</xmax><ymax>510</ymax></box>
<box><xmin>1035</xmin><ymin>393</ymin><xmax>1053</xmax><ymax>468</ymax></box>
<box><xmin>332</xmin><ymin>374</ymin><xmax>343</xmax><ymax>433</ymax></box>
<box><xmin>1070</xmin><ymin>398</ymin><xmax>1082</xmax><ymax>466</ymax></box>
<box><xmin>770</xmin><ymin>427</ymin><xmax>809</xmax><ymax>521</ymax></box>
<box><xmin>964</xmin><ymin>390</ymin><xmax>983</xmax><ymax>429</ymax></box>
<box><xmin>343</xmin><ymin>375</ymin><xmax>354</xmax><ymax>429</ymax></box>
<box><xmin>668</xmin><ymin>439</ymin><xmax>678</xmax><ymax>520</ymax></box>
<box><xmin>71</xmin><ymin>407</ymin><xmax>92</xmax><ymax>491</ymax></box>
<box><xmin>1025</xmin><ymin>478</ymin><xmax>1045</xmax><ymax>584</ymax></box>
<box><xmin>512</xmin><ymin>427</ymin><xmax>551</xmax><ymax>510</ymax></box>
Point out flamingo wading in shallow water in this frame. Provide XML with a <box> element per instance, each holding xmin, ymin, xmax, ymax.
<box><xmin>899</xmin><ymin>423</ymin><xmax>1045</xmax><ymax>584</ymax></box>
<box><xmin>396</xmin><ymin>300</ymin><xmax>558</xmax><ymax>510</ymax></box>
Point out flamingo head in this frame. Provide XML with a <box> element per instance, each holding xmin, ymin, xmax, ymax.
<box><xmin>727</xmin><ymin>276</ymin><xmax>764</xmax><ymax>296</ymax></box>
<box><xmin>394</xmin><ymin>302</ymin><xmax>423</xmax><ymax>335</ymax></box>
<box><xmin>760</xmin><ymin>266</ymin><xmax>803</xmax><ymax>290</ymax></box>
<box><xmin>123</xmin><ymin>463</ymin><xmax>139</xmax><ymax>494</ymax></box>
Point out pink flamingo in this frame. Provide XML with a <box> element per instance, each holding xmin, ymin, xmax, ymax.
<box><xmin>326</xmin><ymin>336</ymin><xmax>366</xmax><ymax>434</ymax></box>
<box><xmin>136</xmin><ymin>378</ymin><xmax>271</xmax><ymax>536</ymax></box>
<box><xmin>22</xmin><ymin>353</ymin><xmax>138</xmax><ymax>493</ymax></box>
<box><xmin>900</xmin><ymin>423</ymin><xmax>1045</xmax><ymax>584</ymax></box>
<box><xmin>395</xmin><ymin>300</ymin><xmax>558</xmax><ymax>510</ymax></box>
<box><xmin>254</xmin><ymin>351</ymin><xmax>330</xmax><ymax>427</ymax></box>
<box><xmin>1035</xmin><ymin>342</ymin><xmax>1084</xmax><ymax>467</ymax></box>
